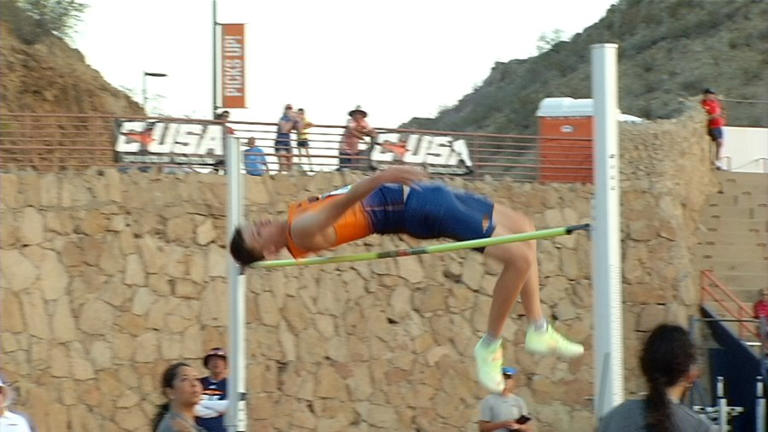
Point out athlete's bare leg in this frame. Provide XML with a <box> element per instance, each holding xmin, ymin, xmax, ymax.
<box><xmin>473</xmin><ymin>204</ymin><xmax>583</xmax><ymax>393</ymax></box>
<box><xmin>483</xmin><ymin>205</ymin><xmax>542</xmax><ymax>338</ymax></box>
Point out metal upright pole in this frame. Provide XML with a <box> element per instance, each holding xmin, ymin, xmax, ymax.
<box><xmin>717</xmin><ymin>376</ymin><xmax>727</xmax><ymax>432</ymax></box>
<box><xmin>591</xmin><ymin>43</ymin><xmax>624</xmax><ymax>418</ymax></box>
<box><xmin>212</xmin><ymin>0</ymin><xmax>218</xmax><ymax>118</ymax></box>
<box><xmin>142</xmin><ymin>72</ymin><xmax>147</xmax><ymax>110</ymax></box>
<box><xmin>225</xmin><ymin>128</ymin><xmax>247</xmax><ymax>432</ymax></box>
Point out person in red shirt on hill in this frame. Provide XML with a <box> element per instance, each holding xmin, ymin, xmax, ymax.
<box><xmin>701</xmin><ymin>88</ymin><xmax>727</xmax><ymax>170</ymax></box>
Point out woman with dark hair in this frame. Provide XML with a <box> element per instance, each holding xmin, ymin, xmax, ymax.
<box><xmin>152</xmin><ymin>362</ymin><xmax>205</xmax><ymax>432</ymax></box>
<box><xmin>598</xmin><ymin>324</ymin><xmax>715</xmax><ymax>432</ymax></box>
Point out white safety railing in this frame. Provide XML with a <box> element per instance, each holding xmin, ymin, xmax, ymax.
<box><xmin>721</xmin><ymin>126</ymin><xmax>768</xmax><ymax>173</ymax></box>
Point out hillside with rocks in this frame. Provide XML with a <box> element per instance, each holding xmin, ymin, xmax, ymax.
<box><xmin>0</xmin><ymin>17</ymin><xmax>142</xmax><ymax>115</ymax></box>
<box><xmin>405</xmin><ymin>0</ymin><xmax>768</xmax><ymax>133</ymax></box>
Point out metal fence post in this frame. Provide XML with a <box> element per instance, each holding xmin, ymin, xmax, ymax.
<box><xmin>718</xmin><ymin>376</ymin><xmax>728</xmax><ymax>431</ymax></box>
<box><xmin>758</xmin><ymin>376</ymin><xmax>766</xmax><ymax>432</ymax></box>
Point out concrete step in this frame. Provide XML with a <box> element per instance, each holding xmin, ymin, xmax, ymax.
<box><xmin>703</xmin><ymin>286</ymin><xmax>756</xmax><ymax>305</ymax></box>
<box><xmin>699</xmin><ymin>217</ymin><xmax>768</xmax><ymax>232</ymax></box>
<box><xmin>719</xmin><ymin>286</ymin><xmax>763</xmax><ymax>304</ymax></box>
<box><xmin>699</xmin><ymin>258</ymin><xmax>768</xmax><ymax>274</ymax></box>
<box><xmin>701</xmin><ymin>206</ymin><xmax>768</xmax><ymax>220</ymax></box>
<box><xmin>719</xmin><ymin>174</ymin><xmax>768</xmax><ymax>190</ymax></box>
<box><xmin>720</xmin><ymin>183</ymin><xmax>768</xmax><ymax>199</ymax></box>
<box><xmin>696</xmin><ymin>244</ymin><xmax>768</xmax><ymax>260</ymax></box>
<box><xmin>702</xmin><ymin>226</ymin><xmax>768</xmax><ymax>237</ymax></box>
<box><xmin>717</xmin><ymin>171</ymin><xmax>768</xmax><ymax>182</ymax></box>
<box><xmin>696</xmin><ymin>235</ymin><xmax>768</xmax><ymax>247</ymax></box>
<box><xmin>705</xmin><ymin>194</ymin><xmax>768</xmax><ymax>209</ymax></box>
<box><xmin>697</xmin><ymin>174</ymin><xmax>768</xmax><ymax>310</ymax></box>
<box><xmin>701</xmin><ymin>272</ymin><xmax>768</xmax><ymax>287</ymax></box>
<box><xmin>715</xmin><ymin>273</ymin><xmax>768</xmax><ymax>289</ymax></box>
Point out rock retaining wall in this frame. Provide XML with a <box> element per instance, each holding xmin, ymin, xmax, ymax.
<box><xmin>0</xmin><ymin>108</ymin><xmax>717</xmax><ymax>431</ymax></box>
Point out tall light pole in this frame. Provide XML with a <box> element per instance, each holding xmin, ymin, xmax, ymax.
<box><xmin>213</xmin><ymin>0</ymin><xmax>218</xmax><ymax>118</ymax></box>
<box><xmin>142</xmin><ymin>71</ymin><xmax>168</xmax><ymax>114</ymax></box>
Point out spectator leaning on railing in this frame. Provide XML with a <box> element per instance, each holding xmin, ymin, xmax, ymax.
<box><xmin>339</xmin><ymin>105</ymin><xmax>377</xmax><ymax>171</ymax></box>
<box><xmin>215</xmin><ymin>110</ymin><xmax>235</xmax><ymax>135</ymax></box>
<box><xmin>275</xmin><ymin>104</ymin><xmax>298</xmax><ymax>173</ymax></box>
<box><xmin>295</xmin><ymin>108</ymin><xmax>313</xmax><ymax>170</ymax></box>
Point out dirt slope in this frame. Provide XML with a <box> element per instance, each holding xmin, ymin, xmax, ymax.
<box><xmin>0</xmin><ymin>22</ymin><xmax>143</xmax><ymax>115</ymax></box>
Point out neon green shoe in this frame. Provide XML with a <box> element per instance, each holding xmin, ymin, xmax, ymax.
<box><xmin>525</xmin><ymin>325</ymin><xmax>584</xmax><ymax>358</ymax></box>
<box><xmin>473</xmin><ymin>337</ymin><xmax>504</xmax><ymax>393</ymax></box>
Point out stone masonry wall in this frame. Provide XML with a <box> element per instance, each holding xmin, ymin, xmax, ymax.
<box><xmin>0</xmin><ymin>107</ymin><xmax>716</xmax><ymax>431</ymax></box>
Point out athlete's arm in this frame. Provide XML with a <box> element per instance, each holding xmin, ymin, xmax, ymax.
<box><xmin>290</xmin><ymin>167</ymin><xmax>426</xmax><ymax>239</ymax></box>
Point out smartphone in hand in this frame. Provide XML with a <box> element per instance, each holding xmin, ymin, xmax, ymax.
<box><xmin>516</xmin><ymin>415</ymin><xmax>531</xmax><ymax>425</ymax></box>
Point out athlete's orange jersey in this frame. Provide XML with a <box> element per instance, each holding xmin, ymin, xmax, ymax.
<box><xmin>285</xmin><ymin>194</ymin><xmax>373</xmax><ymax>258</ymax></box>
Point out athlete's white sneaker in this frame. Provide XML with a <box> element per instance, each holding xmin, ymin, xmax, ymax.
<box><xmin>474</xmin><ymin>337</ymin><xmax>504</xmax><ymax>393</ymax></box>
<box><xmin>524</xmin><ymin>325</ymin><xmax>584</xmax><ymax>358</ymax></box>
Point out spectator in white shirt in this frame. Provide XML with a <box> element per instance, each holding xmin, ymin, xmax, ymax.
<box><xmin>0</xmin><ymin>377</ymin><xmax>32</xmax><ymax>432</ymax></box>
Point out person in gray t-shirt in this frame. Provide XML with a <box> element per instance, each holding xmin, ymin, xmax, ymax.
<box><xmin>478</xmin><ymin>367</ymin><xmax>533</xmax><ymax>432</ymax></box>
<box><xmin>598</xmin><ymin>324</ymin><xmax>716</xmax><ymax>432</ymax></box>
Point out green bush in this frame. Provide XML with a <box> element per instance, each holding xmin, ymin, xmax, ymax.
<box><xmin>1</xmin><ymin>0</ymin><xmax>86</xmax><ymax>45</ymax></box>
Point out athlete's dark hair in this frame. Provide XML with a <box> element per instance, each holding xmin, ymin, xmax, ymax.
<box><xmin>152</xmin><ymin>362</ymin><xmax>191</xmax><ymax>432</ymax></box>
<box><xmin>230</xmin><ymin>226</ymin><xmax>264</xmax><ymax>266</ymax></box>
<box><xmin>641</xmin><ymin>324</ymin><xmax>696</xmax><ymax>432</ymax></box>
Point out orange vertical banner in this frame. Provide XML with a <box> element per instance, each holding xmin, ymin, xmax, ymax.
<box><xmin>221</xmin><ymin>24</ymin><xmax>246</xmax><ymax>108</ymax></box>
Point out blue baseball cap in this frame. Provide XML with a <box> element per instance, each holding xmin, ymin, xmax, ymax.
<box><xmin>203</xmin><ymin>347</ymin><xmax>227</xmax><ymax>368</ymax></box>
<box><xmin>502</xmin><ymin>366</ymin><xmax>517</xmax><ymax>376</ymax></box>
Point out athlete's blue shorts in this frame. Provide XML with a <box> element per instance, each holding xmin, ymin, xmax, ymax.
<box><xmin>363</xmin><ymin>182</ymin><xmax>496</xmax><ymax>251</ymax></box>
